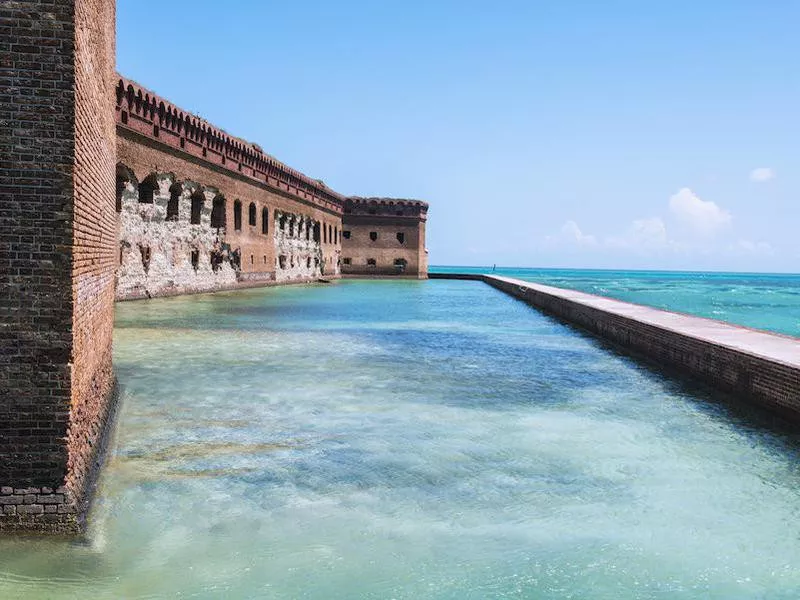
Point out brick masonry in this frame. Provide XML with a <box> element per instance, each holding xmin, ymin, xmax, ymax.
<box><xmin>431</xmin><ymin>274</ymin><xmax>800</xmax><ymax>423</ymax></box>
<box><xmin>341</xmin><ymin>197</ymin><xmax>428</xmax><ymax>278</ymax></box>
<box><xmin>0</xmin><ymin>0</ymin><xmax>118</xmax><ymax>532</ymax></box>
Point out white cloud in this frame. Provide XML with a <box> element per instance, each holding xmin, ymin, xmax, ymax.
<box><xmin>749</xmin><ymin>167</ymin><xmax>776</xmax><ymax>182</ymax></box>
<box><xmin>668</xmin><ymin>187</ymin><xmax>731</xmax><ymax>235</ymax></box>
<box><xmin>550</xmin><ymin>220</ymin><xmax>597</xmax><ymax>247</ymax></box>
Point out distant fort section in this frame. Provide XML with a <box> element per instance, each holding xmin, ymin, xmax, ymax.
<box><xmin>341</xmin><ymin>198</ymin><xmax>429</xmax><ymax>278</ymax></box>
<box><xmin>114</xmin><ymin>77</ymin><xmax>429</xmax><ymax>299</ymax></box>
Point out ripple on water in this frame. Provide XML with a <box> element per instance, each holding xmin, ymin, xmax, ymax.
<box><xmin>2</xmin><ymin>279</ymin><xmax>800</xmax><ymax>598</ymax></box>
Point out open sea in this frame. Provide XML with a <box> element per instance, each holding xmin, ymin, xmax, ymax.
<box><xmin>1</xmin><ymin>269</ymin><xmax>799</xmax><ymax>598</ymax></box>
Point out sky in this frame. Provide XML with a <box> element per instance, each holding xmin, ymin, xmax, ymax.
<box><xmin>117</xmin><ymin>1</ymin><xmax>799</xmax><ymax>272</ymax></box>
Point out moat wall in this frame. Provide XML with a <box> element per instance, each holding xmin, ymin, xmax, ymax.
<box><xmin>0</xmin><ymin>0</ymin><xmax>118</xmax><ymax>532</ymax></box>
<box><xmin>431</xmin><ymin>274</ymin><xmax>800</xmax><ymax>423</ymax></box>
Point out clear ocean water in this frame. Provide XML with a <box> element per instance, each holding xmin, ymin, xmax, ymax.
<box><xmin>431</xmin><ymin>266</ymin><xmax>800</xmax><ymax>338</ymax></box>
<box><xmin>1</xmin><ymin>274</ymin><xmax>800</xmax><ymax>599</ymax></box>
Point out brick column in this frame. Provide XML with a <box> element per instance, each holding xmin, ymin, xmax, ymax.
<box><xmin>0</xmin><ymin>0</ymin><xmax>117</xmax><ymax>533</ymax></box>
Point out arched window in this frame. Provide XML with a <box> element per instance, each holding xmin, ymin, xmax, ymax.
<box><xmin>323</xmin><ymin>224</ymin><xmax>327</xmax><ymax>244</ymax></box>
<box><xmin>211</xmin><ymin>196</ymin><xmax>226</xmax><ymax>228</ymax></box>
<box><xmin>279</xmin><ymin>214</ymin><xmax>287</xmax><ymax>231</ymax></box>
<box><xmin>288</xmin><ymin>217</ymin><xmax>295</xmax><ymax>237</ymax></box>
<box><xmin>167</xmin><ymin>183</ymin><xmax>181</xmax><ymax>221</ymax></box>
<box><xmin>234</xmin><ymin>200</ymin><xmax>242</xmax><ymax>231</ymax></box>
<box><xmin>306</xmin><ymin>222</ymin><xmax>311</xmax><ymax>241</ymax></box>
<box><xmin>139</xmin><ymin>174</ymin><xmax>157</xmax><ymax>204</ymax></box>
<box><xmin>369</xmin><ymin>231</ymin><xmax>378</xmax><ymax>242</ymax></box>
<box><xmin>115</xmin><ymin>164</ymin><xmax>135</xmax><ymax>213</ymax></box>
<box><xmin>248</xmin><ymin>202</ymin><xmax>256</xmax><ymax>226</ymax></box>
<box><xmin>190</xmin><ymin>191</ymin><xmax>203</xmax><ymax>225</ymax></box>
<box><xmin>313</xmin><ymin>222</ymin><xmax>320</xmax><ymax>243</ymax></box>
<box><xmin>328</xmin><ymin>224</ymin><xmax>333</xmax><ymax>243</ymax></box>
<box><xmin>334</xmin><ymin>227</ymin><xmax>338</xmax><ymax>244</ymax></box>
<box><xmin>262</xmin><ymin>207</ymin><xmax>268</xmax><ymax>234</ymax></box>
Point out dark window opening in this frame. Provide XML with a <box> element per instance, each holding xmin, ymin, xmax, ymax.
<box><xmin>306</xmin><ymin>222</ymin><xmax>311</xmax><ymax>241</ymax></box>
<box><xmin>279</xmin><ymin>255</ymin><xmax>287</xmax><ymax>269</ymax></box>
<box><xmin>211</xmin><ymin>196</ymin><xmax>226</xmax><ymax>228</ymax></box>
<box><xmin>262</xmin><ymin>207</ymin><xmax>269</xmax><ymax>234</ymax></box>
<box><xmin>323</xmin><ymin>224</ymin><xmax>327</xmax><ymax>244</ymax></box>
<box><xmin>313</xmin><ymin>223</ymin><xmax>320</xmax><ymax>243</ymax></box>
<box><xmin>328</xmin><ymin>225</ymin><xmax>333</xmax><ymax>244</ymax></box>
<box><xmin>279</xmin><ymin>214</ymin><xmax>287</xmax><ymax>231</ymax></box>
<box><xmin>139</xmin><ymin>245</ymin><xmax>151</xmax><ymax>273</ymax></box>
<box><xmin>263</xmin><ymin>255</ymin><xmax>267</xmax><ymax>264</ymax></box>
<box><xmin>394</xmin><ymin>258</ymin><xmax>407</xmax><ymax>267</ymax></box>
<box><xmin>334</xmin><ymin>227</ymin><xmax>338</xmax><ymax>244</ymax></box>
<box><xmin>139</xmin><ymin>176</ymin><xmax>156</xmax><ymax>204</ymax></box>
<box><xmin>167</xmin><ymin>183</ymin><xmax>181</xmax><ymax>221</ymax></box>
<box><xmin>369</xmin><ymin>231</ymin><xmax>378</xmax><ymax>242</ymax></box>
<box><xmin>191</xmin><ymin>249</ymin><xmax>199</xmax><ymax>271</ymax></box>
<box><xmin>343</xmin><ymin>230</ymin><xmax>351</xmax><ymax>240</ymax></box>
<box><xmin>248</xmin><ymin>202</ymin><xmax>256</xmax><ymax>226</ymax></box>
<box><xmin>289</xmin><ymin>218</ymin><xmax>295</xmax><ymax>237</ymax></box>
<box><xmin>190</xmin><ymin>192</ymin><xmax>203</xmax><ymax>225</ymax></box>
<box><xmin>234</xmin><ymin>200</ymin><xmax>242</xmax><ymax>231</ymax></box>
<box><xmin>367</xmin><ymin>258</ymin><xmax>376</xmax><ymax>266</ymax></box>
<box><xmin>250</xmin><ymin>254</ymin><xmax>254</xmax><ymax>265</ymax></box>
<box><xmin>396</xmin><ymin>232</ymin><xmax>405</xmax><ymax>244</ymax></box>
<box><xmin>343</xmin><ymin>257</ymin><xmax>351</xmax><ymax>265</ymax></box>
<box><xmin>306</xmin><ymin>256</ymin><xmax>311</xmax><ymax>268</ymax></box>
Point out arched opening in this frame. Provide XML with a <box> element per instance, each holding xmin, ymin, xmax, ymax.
<box><xmin>369</xmin><ymin>231</ymin><xmax>378</xmax><ymax>242</ymax></box>
<box><xmin>306</xmin><ymin>256</ymin><xmax>311</xmax><ymax>268</ymax></box>
<box><xmin>139</xmin><ymin>174</ymin><xmax>157</xmax><ymax>204</ymax></box>
<box><xmin>334</xmin><ymin>227</ymin><xmax>338</xmax><ymax>244</ymax></box>
<box><xmin>211</xmin><ymin>196</ymin><xmax>226</xmax><ymax>228</ymax></box>
<box><xmin>248</xmin><ymin>202</ymin><xmax>256</xmax><ymax>227</ymax></box>
<box><xmin>367</xmin><ymin>258</ymin><xmax>376</xmax><ymax>267</ymax></box>
<box><xmin>115</xmin><ymin>164</ymin><xmax>135</xmax><ymax>213</ymax></box>
<box><xmin>394</xmin><ymin>258</ymin><xmax>407</xmax><ymax>272</ymax></box>
<box><xmin>313</xmin><ymin>222</ymin><xmax>320</xmax><ymax>243</ymax></box>
<box><xmin>323</xmin><ymin>224</ymin><xmax>327</xmax><ymax>244</ymax></box>
<box><xmin>396</xmin><ymin>232</ymin><xmax>405</xmax><ymax>244</ymax></box>
<box><xmin>288</xmin><ymin>216</ymin><xmax>295</xmax><ymax>237</ymax></box>
<box><xmin>190</xmin><ymin>191</ymin><xmax>203</xmax><ymax>225</ymax></box>
<box><xmin>343</xmin><ymin>230</ymin><xmax>351</xmax><ymax>240</ymax></box>
<box><xmin>279</xmin><ymin>214</ymin><xmax>287</xmax><ymax>231</ymax></box>
<box><xmin>167</xmin><ymin>183</ymin><xmax>181</xmax><ymax>221</ymax></box>
<box><xmin>262</xmin><ymin>207</ymin><xmax>269</xmax><ymax>234</ymax></box>
<box><xmin>234</xmin><ymin>200</ymin><xmax>242</xmax><ymax>231</ymax></box>
<box><xmin>306</xmin><ymin>221</ymin><xmax>311</xmax><ymax>241</ymax></box>
<box><xmin>328</xmin><ymin>225</ymin><xmax>333</xmax><ymax>244</ymax></box>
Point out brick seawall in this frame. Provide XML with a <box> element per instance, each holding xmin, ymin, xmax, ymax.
<box><xmin>431</xmin><ymin>273</ymin><xmax>800</xmax><ymax>423</ymax></box>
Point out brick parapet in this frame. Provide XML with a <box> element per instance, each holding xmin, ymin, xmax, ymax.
<box><xmin>115</xmin><ymin>75</ymin><xmax>344</xmax><ymax>215</ymax></box>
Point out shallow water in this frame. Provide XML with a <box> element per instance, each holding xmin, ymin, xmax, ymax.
<box><xmin>2</xmin><ymin>279</ymin><xmax>800</xmax><ymax>598</ymax></box>
<box><xmin>432</xmin><ymin>266</ymin><xmax>800</xmax><ymax>338</ymax></box>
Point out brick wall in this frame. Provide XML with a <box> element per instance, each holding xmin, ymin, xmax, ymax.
<box><xmin>341</xmin><ymin>198</ymin><xmax>428</xmax><ymax>278</ymax></box>
<box><xmin>116</xmin><ymin>132</ymin><xmax>343</xmax><ymax>299</ymax></box>
<box><xmin>0</xmin><ymin>0</ymin><xmax>117</xmax><ymax>532</ymax></box>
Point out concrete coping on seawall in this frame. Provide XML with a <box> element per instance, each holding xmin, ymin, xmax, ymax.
<box><xmin>430</xmin><ymin>272</ymin><xmax>800</xmax><ymax>422</ymax></box>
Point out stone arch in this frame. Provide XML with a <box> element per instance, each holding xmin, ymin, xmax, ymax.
<box><xmin>115</xmin><ymin>163</ymin><xmax>137</xmax><ymax>213</ymax></box>
<box><xmin>167</xmin><ymin>182</ymin><xmax>181</xmax><ymax>221</ymax></box>
<box><xmin>211</xmin><ymin>195</ymin><xmax>226</xmax><ymax>229</ymax></box>
<box><xmin>190</xmin><ymin>190</ymin><xmax>204</xmax><ymax>225</ymax></box>
<box><xmin>138</xmin><ymin>173</ymin><xmax>158</xmax><ymax>204</ymax></box>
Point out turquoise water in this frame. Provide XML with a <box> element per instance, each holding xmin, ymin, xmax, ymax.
<box><xmin>1</xmin><ymin>279</ymin><xmax>800</xmax><ymax>598</ymax></box>
<box><xmin>432</xmin><ymin>266</ymin><xmax>800</xmax><ymax>338</ymax></box>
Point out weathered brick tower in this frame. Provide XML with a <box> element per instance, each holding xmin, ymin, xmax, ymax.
<box><xmin>0</xmin><ymin>0</ymin><xmax>118</xmax><ymax>531</ymax></box>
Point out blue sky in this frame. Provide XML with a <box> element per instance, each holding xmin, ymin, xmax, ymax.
<box><xmin>117</xmin><ymin>1</ymin><xmax>799</xmax><ymax>272</ymax></box>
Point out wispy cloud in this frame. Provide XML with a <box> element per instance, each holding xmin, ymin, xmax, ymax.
<box><xmin>749</xmin><ymin>167</ymin><xmax>776</xmax><ymax>182</ymax></box>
